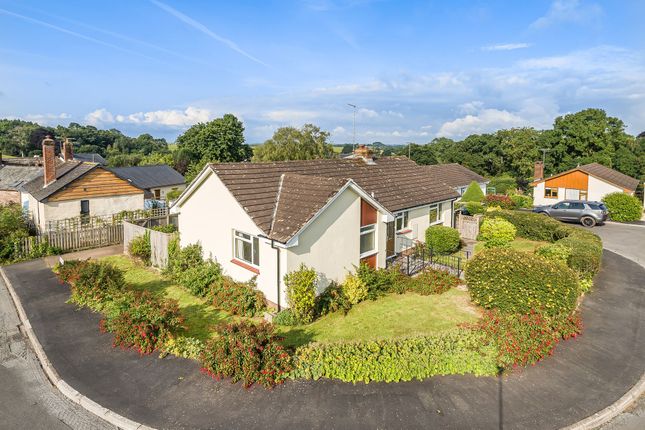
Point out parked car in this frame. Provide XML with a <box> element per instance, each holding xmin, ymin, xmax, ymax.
<box><xmin>532</xmin><ymin>200</ymin><xmax>608</xmax><ymax>227</ymax></box>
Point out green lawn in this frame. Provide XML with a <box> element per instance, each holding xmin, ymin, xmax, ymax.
<box><xmin>101</xmin><ymin>255</ymin><xmax>246</xmax><ymax>341</ymax></box>
<box><xmin>277</xmin><ymin>289</ymin><xmax>479</xmax><ymax>347</ymax></box>
<box><xmin>474</xmin><ymin>237</ymin><xmax>547</xmax><ymax>254</ymax></box>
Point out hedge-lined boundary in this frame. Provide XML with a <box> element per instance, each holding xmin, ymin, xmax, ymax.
<box><xmin>291</xmin><ymin>329</ymin><xmax>498</xmax><ymax>383</ymax></box>
<box><xmin>486</xmin><ymin>210</ymin><xmax>602</xmax><ymax>279</ymax></box>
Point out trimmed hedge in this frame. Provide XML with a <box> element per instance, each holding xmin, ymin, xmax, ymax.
<box><xmin>465</xmin><ymin>248</ymin><xmax>580</xmax><ymax>316</ymax></box>
<box><xmin>485</xmin><ymin>210</ymin><xmax>602</xmax><ymax>279</ymax></box>
<box><xmin>602</xmin><ymin>192</ymin><xmax>643</xmax><ymax>222</ymax></box>
<box><xmin>425</xmin><ymin>225</ymin><xmax>461</xmax><ymax>254</ymax></box>
<box><xmin>292</xmin><ymin>329</ymin><xmax>498</xmax><ymax>383</ymax></box>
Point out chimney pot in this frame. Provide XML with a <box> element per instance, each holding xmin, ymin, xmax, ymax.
<box><xmin>63</xmin><ymin>138</ymin><xmax>74</xmax><ymax>162</ymax></box>
<box><xmin>42</xmin><ymin>136</ymin><xmax>56</xmax><ymax>187</ymax></box>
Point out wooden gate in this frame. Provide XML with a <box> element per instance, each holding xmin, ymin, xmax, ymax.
<box><xmin>456</xmin><ymin>214</ymin><xmax>481</xmax><ymax>240</ymax></box>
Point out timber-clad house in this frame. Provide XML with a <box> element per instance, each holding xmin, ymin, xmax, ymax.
<box><xmin>173</xmin><ymin>146</ymin><xmax>462</xmax><ymax>309</ymax></box>
<box><xmin>20</xmin><ymin>137</ymin><xmax>145</xmax><ymax>231</ymax></box>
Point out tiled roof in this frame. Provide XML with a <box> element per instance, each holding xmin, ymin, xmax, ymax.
<box><xmin>74</xmin><ymin>153</ymin><xmax>107</xmax><ymax>165</ymax></box>
<box><xmin>0</xmin><ymin>165</ymin><xmax>42</xmax><ymax>191</ymax></box>
<box><xmin>208</xmin><ymin>157</ymin><xmax>459</xmax><ymax>242</ymax></box>
<box><xmin>579</xmin><ymin>163</ymin><xmax>640</xmax><ymax>192</ymax></box>
<box><xmin>21</xmin><ymin>161</ymin><xmax>98</xmax><ymax>202</ymax></box>
<box><xmin>109</xmin><ymin>165</ymin><xmax>185</xmax><ymax>190</ymax></box>
<box><xmin>422</xmin><ymin>163</ymin><xmax>487</xmax><ymax>189</ymax></box>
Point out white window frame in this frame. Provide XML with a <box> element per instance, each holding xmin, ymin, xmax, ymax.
<box><xmin>429</xmin><ymin>203</ymin><xmax>443</xmax><ymax>226</ymax></box>
<box><xmin>233</xmin><ymin>230</ymin><xmax>260</xmax><ymax>266</ymax></box>
<box><xmin>394</xmin><ymin>210</ymin><xmax>409</xmax><ymax>232</ymax></box>
<box><xmin>359</xmin><ymin>223</ymin><xmax>377</xmax><ymax>258</ymax></box>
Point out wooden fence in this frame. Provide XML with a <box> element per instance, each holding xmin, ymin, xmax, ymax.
<box><xmin>123</xmin><ymin>221</ymin><xmax>174</xmax><ymax>269</ymax></box>
<box><xmin>44</xmin><ymin>207</ymin><xmax>170</xmax><ymax>232</ymax></box>
<box><xmin>16</xmin><ymin>224</ymin><xmax>123</xmax><ymax>257</ymax></box>
<box><xmin>456</xmin><ymin>214</ymin><xmax>482</xmax><ymax>241</ymax></box>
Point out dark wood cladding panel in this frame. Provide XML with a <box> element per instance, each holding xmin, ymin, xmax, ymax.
<box><xmin>361</xmin><ymin>199</ymin><xmax>377</xmax><ymax>226</ymax></box>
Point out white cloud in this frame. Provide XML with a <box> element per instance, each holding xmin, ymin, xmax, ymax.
<box><xmin>23</xmin><ymin>112</ymin><xmax>71</xmax><ymax>125</ymax></box>
<box><xmin>482</xmin><ymin>43</ymin><xmax>531</xmax><ymax>51</ymax></box>
<box><xmin>437</xmin><ymin>109</ymin><xmax>525</xmax><ymax>138</ymax></box>
<box><xmin>332</xmin><ymin>126</ymin><xmax>346</xmax><ymax>134</ymax></box>
<box><xmin>530</xmin><ymin>0</ymin><xmax>602</xmax><ymax>29</ymax></box>
<box><xmin>264</xmin><ymin>110</ymin><xmax>321</xmax><ymax>122</ymax></box>
<box><xmin>458</xmin><ymin>101</ymin><xmax>484</xmax><ymax>115</ymax></box>
<box><xmin>85</xmin><ymin>106</ymin><xmax>212</xmax><ymax>127</ymax></box>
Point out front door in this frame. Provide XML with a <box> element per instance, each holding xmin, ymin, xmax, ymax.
<box><xmin>386</xmin><ymin>221</ymin><xmax>395</xmax><ymax>257</ymax></box>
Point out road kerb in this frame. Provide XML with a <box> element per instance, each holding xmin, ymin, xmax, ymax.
<box><xmin>0</xmin><ymin>266</ymin><xmax>155</xmax><ymax>430</ymax></box>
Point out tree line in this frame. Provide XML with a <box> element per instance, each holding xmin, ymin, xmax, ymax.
<box><xmin>2</xmin><ymin>108</ymin><xmax>643</xmax><ymax>185</ymax></box>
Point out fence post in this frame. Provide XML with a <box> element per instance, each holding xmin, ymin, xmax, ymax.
<box><xmin>457</xmin><ymin>257</ymin><xmax>461</xmax><ymax>277</ymax></box>
<box><xmin>406</xmin><ymin>254</ymin><xmax>410</xmax><ymax>276</ymax></box>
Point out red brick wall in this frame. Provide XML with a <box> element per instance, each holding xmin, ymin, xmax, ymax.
<box><xmin>42</xmin><ymin>139</ymin><xmax>56</xmax><ymax>186</ymax></box>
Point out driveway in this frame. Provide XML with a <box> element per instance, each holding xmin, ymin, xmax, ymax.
<box><xmin>591</xmin><ymin>222</ymin><xmax>645</xmax><ymax>267</ymax></box>
<box><xmin>2</xmin><ymin>243</ymin><xmax>644</xmax><ymax>430</ymax></box>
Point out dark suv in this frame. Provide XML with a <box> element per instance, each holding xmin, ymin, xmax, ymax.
<box><xmin>532</xmin><ymin>200</ymin><xmax>608</xmax><ymax>227</ymax></box>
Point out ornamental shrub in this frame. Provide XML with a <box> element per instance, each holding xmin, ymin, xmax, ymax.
<box><xmin>200</xmin><ymin>321</ymin><xmax>292</xmax><ymax>388</ymax></box>
<box><xmin>161</xmin><ymin>336</ymin><xmax>204</xmax><ymax>360</ymax></box>
<box><xmin>315</xmin><ymin>282</ymin><xmax>352</xmax><ymax>316</ymax></box>
<box><xmin>178</xmin><ymin>259</ymin><xmax>223</xmax><ymax>298</ymax></box>
<box><xmin>284</xmin><ymin>264</ymin><xmax>318</xmax><ymax>323</ymax></box>
<box><xmin>536</xmin><ymin>243</ymin><xmax>571</xmax><ymax>265</ymax></box>
<box><xmin>484</xmin><ymin>194</ymin><xmax>515</xmax><ymax>210</ymax></box>
<box><xmin>461</xmin><ymin>201</ymin><xmax>485</xmax><ymax>215</ymax></box>
<box><xmin>273</xmin><ymin>309</ymin><xmax>298</xmax><ymax>326</ymax></box>
<box><xmin>292</xmin><ymin>329</ymin><xmax>498</xmax><ymax>383</ymax></box>
<box><xmin>425</xmin><ymin>225</ymin><xmax>461</xmax><ymax>254</ymax></box>
<box><xmin>0</xmin><ymin>203</ymin><xmax>30</xmax><ymax>263</ymax></box>
<box><xmin>356</xmin><ymin>263</ymin><xmax>401</xmax><ymax>300</ymax></box>
<box><xmin>465</xmin><ymin>248</ymin><xmax>580</xmax><ymax>316</ymax></box>
<box><xmin>473</xmin><ymin>309</ymin><xmax>582</xmax><ymax>368</ymax></box>
<box><xmin>166</xmin><ymin>239</ymin><xmax>204</xmax><ymax>279</ymax></box>
<box><xmin>151</xmin><ymin>224</ymin><xmax>177</xmax><ymax>233</ymax></box>
<box><xmin>211</xmin><ymin>276</ymin><xmax>266</xmax><ymax>317</ymax></box>
<box><xmin>128</xmin><ymin>232</ymin><xmax>151</xmax><ymax>265</ymax></box>
<box><xmin>101</xmin><ymin>290</ymin><xmax>184</xmax><ymax>355</ymax></box>
<box><xmin>486</xmin><ymin>210</ymin><xmax>568</xmax><ymax>242</ymax></box>
<box><xmin>461</xmin><ymin>181</ymin><xmax>485</xmax><ymax>202</ymax></box>
<box><xmin>66</xmin><ymin>260</ymin><xmax>126</xmax><ymax>312</ymax></box>
<box><xmin>478</xmin><ymin>217</ymin><xmax>516</xmax><ymax>248</ymax></box>
<box><xmin>602</xmin><ymin>192</ymin><xmax>643</xmax><ymax>222</ymax></box>
<box><xmin>488</xmin><ymin>176</ymin><xmax>517</xmax><ymax>195</ymax></box>
<box><xmin>342</xmin><ymin>273</ymin><xmax>368</xmax><ymax>305</ymax></box>
<box><xmin>510</xmin><ymin>194</ymin><xmax>533</xmax><ymax>209</ymax></box>
<box><xmin>400</xmin><ymin>268</ymin><xmax>460</xmax><ymax>295</ymax></box>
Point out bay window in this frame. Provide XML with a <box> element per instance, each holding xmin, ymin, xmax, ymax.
<box><xmin>360</xmin><ymin>224</ymin><xmax>376</xmax><ymax>257</ymax></box>
<box><xmin>233</xmin><ymin>230</ymin><xmax>259</xmax><ymax>266</ymax></box>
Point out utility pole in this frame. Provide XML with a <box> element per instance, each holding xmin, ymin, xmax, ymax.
<box><xmin>538</xmin><ymin>148</ymin><xmax>551</xmax><ymax>166</ymax></box>
<box><xmin>347</xmin><ymin>103</ymin><xmax>357</xmax><ymax>150</ymax></box>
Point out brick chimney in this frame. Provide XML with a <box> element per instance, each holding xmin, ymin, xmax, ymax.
<box><xmin>534</xmin><ymin>160</ymin><xmax>544</xmax><ymax>180</ymax></box>
<box><xmin>354</xmin><ymin>144</ymin><xmax>375</xmax><ymax>164</ymax></box>
<box><xmin>62</xmin><ymin>138</ymin><xmax>74</xmax><ymax>162</ymax></box>
<box><xmin>42</xmin><ymin>136</ymin><xmax>56</xmax><ymax>187</ymax></box>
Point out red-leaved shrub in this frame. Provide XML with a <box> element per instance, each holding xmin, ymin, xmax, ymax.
<box><xmin>200</xmin><ymin>321</ymin><xmax>292</xmax><ymax>388</ymax></box>
<box><xmin>484</xmin><ymin>194</ymin><xmax>515</xmax><ymax>209</ymax></box>
<box><xmin>211</xmin><ymin>277</ymin><xmax>266</xmax><ymax>317</ymax></box>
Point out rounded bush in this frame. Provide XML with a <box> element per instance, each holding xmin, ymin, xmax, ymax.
<box><xmin>273</xmin><ymin>309</ymin><xmax>298</xmax><ymax>326</ymax></box>
<box><xmin>425</xmin><ymin>225</ymin><xmax>461</xmax><ymax>254</ymax></box>
<box><xmin>478</xmin><ymin>217</ymin><xmax>516</xmax><ymax>248</ymax></box>
<box><xmin>342</xmin><ymin>273</ymin><xmax>368</xmax><ymax>305</ymax></box>
<box><xmin>602</xmin><ymin>192</ymin><xmax>643</xmax><ymax>222</ymax></box>
<box><xmin>465</xmin><ymin>248</ymin><xmax>580</xmax><ymax>316</ymax></box>
<box><xmin>284</xmin><ymin>264</ymin><xmax>318</xmax><ymax>324</ymax></box>
<box><xmin>509</xmin><ymin>194</ymin><xmax>533</xmax><ymax>209</ymax></box>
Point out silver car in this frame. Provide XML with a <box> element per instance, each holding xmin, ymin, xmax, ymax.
<box><xmin>532</xmin><ymin>200</ymin><xmax>608</xmax><ymax>227</ymax></box>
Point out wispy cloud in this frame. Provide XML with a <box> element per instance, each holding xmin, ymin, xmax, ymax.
<box><xmin>149</xmin><ymin>0</ymin><xmax>267</xmax><ymax>66</ymax></box>
<box><xmin>482</xmin><ymin>43</ymin><xmax>531</xmax><ymax>51</ymax></box>
<box><xmin>530</xmin><ymin>0</ymin><xmax>602</xmax><ymax>29</ymax></box>
<box><xmin>0</xmin><ymin>8</ymin><xmax>158</xmax><ymax>62</ymax></box>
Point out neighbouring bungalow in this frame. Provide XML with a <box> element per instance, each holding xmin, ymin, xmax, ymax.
<box><xmin>531</xmin><ymin>161</ymin><xmax>640</xmax><ymax>206</ymax></box>
<box><xmin>422</xmin><ymin>163</ymin><xmax>488</xmax><ymax>197</ymax></box>
<box><xmin>72</xmin><ymin>152</ymin><xmax>107</xmax><ymax>165</ymax></box>
<box><xmin>173</xmin><ymin>147</ymin><xmax>459</xmax><ymax>309</ymax></box>
<box><xmin>110</xmin><ymin>164</ymin><xmax>186</xmax><ymax>201</ymax></box>
<box><xmin>20</xmin><ymin>137</ymin><xmax>145</xmax><ymax>231</ymax></box>
<box><xmin>0</xmin><ymin>155</ymin><xmax>42</xmax><ymax>205</ymax></box>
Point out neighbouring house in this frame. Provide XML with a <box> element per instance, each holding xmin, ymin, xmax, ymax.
<box><xmin>110</xmin><ymin>165</ymin><xmax>186</xmax><ymax>201</ymax></box>
<box><xmin>73</xmin><ymin>153</ymin><xmax>107</xmax><ymax>165</ymax></box>
<box><xmin>173</xmin><ymin>147</ymin><xmax>459</xmax><ymax>308</ymax></box>
<box><xmin>422</xmin><ymin>163</ymin><xmax>488</xmax><ymax>197</ymax></box>
<box><xmin>0</xmin><ymin>155</ymin><xmax>43</xmax><ymax>205</ymax></box>
<box><xmin>20</xmin><ymin>137</ymin><xmax>145</xmax><ymax>231</ymax></box>
<box><xmin>531</xmin><ymin>161</ymin><xmax>640</xmax><ymax>206</ymax></box>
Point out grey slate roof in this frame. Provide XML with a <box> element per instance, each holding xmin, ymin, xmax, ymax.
<box><xmin>0</xmin><ymin>165</ymin><xmax>42</xmax><ymax>191</ymax></box>
<box><xmin>422</xmin><ymin>163</ymin><xmax>487</xmax><ymax>189</ymax></box>
<box><xmin>578</xmin><ymin>163</ymin><xmax>640</xmax><ymax>192</ymax></box>
<box><xmin>21</xmin><ymin>161</ymin><xmax>99</xmax><ymax>202</ymax></box>
<box><xmin>208</xmin><ymin>157</ymin><xmax>459</xmax><ymax>243</ymax></box>
<box><xmin>109</xmin><ymin>165</ymin><xmax>185</xmax><ymax>191</ymax></box>
<box><xmin>74</xmin><ymin>153</ymin><xmax>107</xmax><ymax>165</ymax></box>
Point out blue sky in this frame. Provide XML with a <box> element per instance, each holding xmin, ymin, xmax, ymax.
<box><xmin>1</xmin><ymin>0</ymin><xmax>644</xmax><ymax>144</ymax></box>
